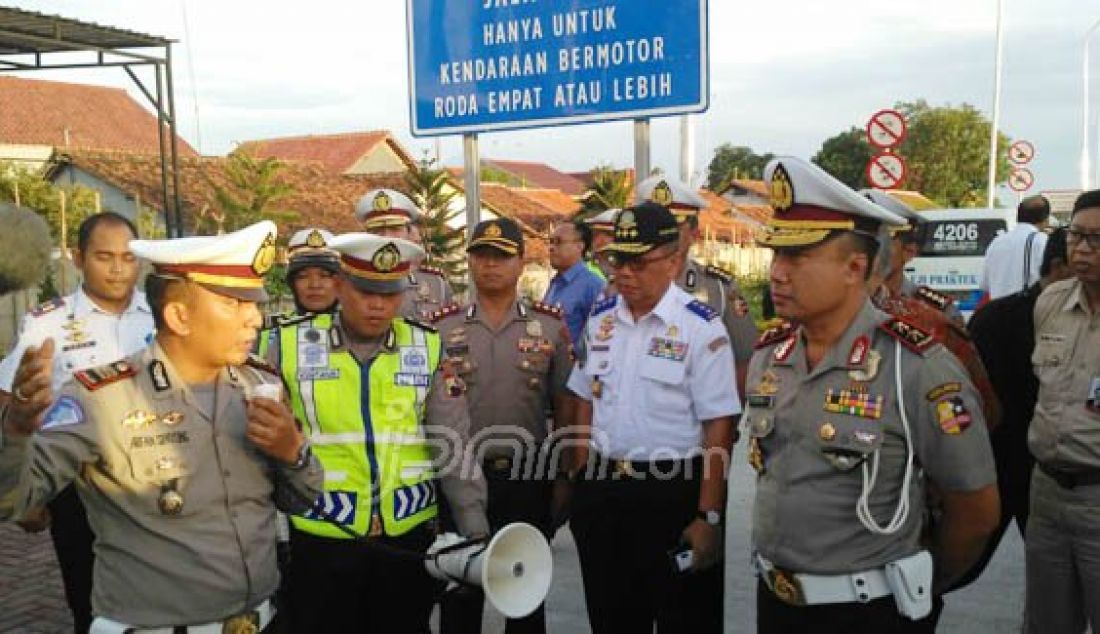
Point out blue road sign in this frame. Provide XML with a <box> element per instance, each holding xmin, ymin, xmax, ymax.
<box><xmin>405</xmin><ymin>0</ymin><xmax>709</xmax><ymax>136</ymax></box>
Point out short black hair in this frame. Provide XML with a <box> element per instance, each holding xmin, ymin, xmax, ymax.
<box><xmin>144</xmin><ymin>274</ymin><xmax>190</xmax><ymax>331</ymax></box>
<box><xmin>573</xmin><ymin>220</ymin><xmax>594</xmax><ymax>252</ymax></box>
<box><xmin>77</xmin><ymin>212</ymin><xmax>138</xmax><ymax>252</ymax></box>
<box><xmin>1018</xmin><ymin>196</ymin><xmax>1051</xmax><ymax>225</ymax></box>
<box><xmin>1039</xmin><ymin>227</ymin><xmax>1068</xmax><ymax>277</ymax></box>
<box><xmin>1072</xmin><ymin>189</ymin><xmax>1100</xmax><ymax>217</ymax></box>
<box><xmin>840</xmin><ymin>231</ymin><xmax>881</xmax><ymax>281</ymax></box>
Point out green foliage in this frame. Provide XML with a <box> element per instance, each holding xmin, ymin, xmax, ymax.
<box><xmin>264</xmin><ymin>263</ymin><xmax>292</xmax><ymax>303</ymax></box>
<box><xmin>0</xmin><ymin>161</ymin><xmax>100</xmax><ymax>246</ymax></box>
<box><xmin>706</xmin><ymin>144</ymin><xmax>774</xmax><ymax>190</ymax></box>
<box><xmin>200</xmin><ymin>152</ymin><xmax>300</xmax><ymax>235</ymax></box>
<box><xmin>812</xmin><ymin>127</ymin><xmax>873</xmax><ymax>189</ymax></box>
<box><xmin>811</xmin><ymin>101</ymin><xmax>1013</xmax><ymax>207</ymax></box>
<box><xmin>579</xmin><ymin>166</ymin><xmax>632</xmax><ymax>217</ymax></box>
<box><xmin>406</xmin><ymin>157</ymin><xmax>467</xmax><ymax>291</ymax></box>
<box><xmin>481</xmin><ymin>165</ymin><xmax>522</xmax><ymax>186</ymax></box>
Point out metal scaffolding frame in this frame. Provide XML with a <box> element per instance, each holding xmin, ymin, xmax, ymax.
<box><xmin>0</xmin><ymin>6</ymin><xmax>184</xmax><ymax>237</ymax></box>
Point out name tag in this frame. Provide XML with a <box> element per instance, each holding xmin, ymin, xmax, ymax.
<box><xmin>747</xmin><ymin>394</ymin><xmax>775</xmax><ymax>409</ymax></box>
<box><xmin>297</xmin><ymin>368</ymin><xmax>340</xmax><ymax>381</ymax></box>
<box><xmin>395</xmin><ymin>373</ymin><xmax>431</xmax><ymax>387</ymax></box>
<box><xmin>62</xmin><ymin>340</ymin><xmax>96</xmax><ymax>352</ymax></box>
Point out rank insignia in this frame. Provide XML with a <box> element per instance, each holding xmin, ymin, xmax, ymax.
<box><xmin>756</xmin><ymin>371</ymin><xmax>781</xmax><ymax>396</ymax></box>
<box><xmin>122</xmin><ymin>410</ymin><xmax>157</xmax><ymax>429</ymax></box>
<box><xmin>75</xmin><ymin>361</ymin><xmax>137</xmax><ymax>392</ymax></box>
<box><xmin>647</xmin><ymin>337</ymin><xmax>688</xmax><ymax>361</ymax></box>
<box><xmin>824</xmin><ymin>388</ymin><xmax>884</xmax><ymax>419</ymax></box>
<box><xmin>935</xmin><ymin>397</ymin><xmax>972</xmax><ymax>434</ymax></box>
<box><xmin>848</xmin><ymin>336</ymin><xmax>870</xmax><ymax>366</ymax></box>
<box><xmin>773</xmin><ymin>337</ymin><xmax>796</xmax><ymax>362</ymax></box>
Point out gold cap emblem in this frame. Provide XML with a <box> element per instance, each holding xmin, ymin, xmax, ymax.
<box><xmin>252</xmin><ymin>233</ymin><xmax>277</xmax><ymax>276</ymax></box>
<box><xmin>616</xmin><ymin>209</ymin><xmax>638</xmax><ymax>239</ymax></box>
<box><xmin>372</xmin><ymin>242</ymin><xmax>401</xmax><ymax>273</ymax></box>
<box><xmin>652</xmin><ymin>181</ymin><xmax>674</xmax><ymax>206</ymax></box>
<box><xmin>305</xmin><ymin>229</ymin><xmax>326</xmax><ymax>248</ymax></box>
<box><xmin>372</xmin><ymin>191</ymin><xmax>392</xmax><ymax>212</ymax></box>
<box><xmin>485</xmin><ymin>223</ymin><xmax>502</xmax><ymax>238</ymax></box>
<box><xmin>770</xmin><ymin>164</ymin><xmax>794</xmax><ymax>212</ymax></box>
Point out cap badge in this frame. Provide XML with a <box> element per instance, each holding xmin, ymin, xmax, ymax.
<box><xmin>652</xmin><ymin>181</ymin><xmax>674</xmax><ymax>206</ymax></box>
<box><xmin>485</xmin><ymin>223</ymin><xmax>502</xmax><ymax>238</ymax></box>
<box><xmin>373</xmin><ymin>191</ymin><xmax>393</xmax><ymax>212</ymax></box>
<box><xmin>616</xmin><ymin>209</ymin><xmax>638</xmax><ymax>239</ymax></box>
<box><xmin>373</xmin><ymin>242</ymin><xmax>401</xmax><ymax>273</ymax></box>
<box><xmin>770</xmin><ymin>164</ymin><xmax>794</xmax><ymax>212</ymax></box>
<box><xmin>252</xmin><ymin>233</ymin><xmax>277</xmax><ymax>276</ymax></box>
<box><xmin>306</xmin><ymin>229</ymin><xmax>326</xmax><ymax>248</ymax></box>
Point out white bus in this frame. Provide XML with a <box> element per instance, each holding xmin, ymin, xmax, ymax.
<box><xmin>904</xmin><ymin>208</ymin><xmax>1009</xmax><ymax>319</ymax></box>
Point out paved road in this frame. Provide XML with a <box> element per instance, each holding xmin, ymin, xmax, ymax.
<box><xmin>1</xmin><ymin>442</ymin><xmax>1025</xmax><ymax>632</ymax></box>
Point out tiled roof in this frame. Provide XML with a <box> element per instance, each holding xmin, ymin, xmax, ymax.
<box><xmin>0</xmin><ymin>76</ymin><xmax>197</xmax><ymax>156</ymax></box>
<box><xmin>698</xmin><ymin>189</ymin><xmax>761</xmax><ymax>244</ymax></box>
<box><xmin>479</xmin><ymin>183</ymin><xmax>574</xmax><ymax>233</ymax></box>
<box><xmin>483</xmin><ymin>159</ymin><xmax>587</xmax><ymax>196</ymax></box>
<box><xmin>235</xmin><ymin>130</ymin><xmax>416</xmax><ymax>175</ymax></box>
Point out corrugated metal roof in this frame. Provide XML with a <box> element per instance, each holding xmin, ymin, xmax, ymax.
<box><xmin>0</xmin><ymin>7</ymin><xmax>171</xmax><ymax>56</ymax></box>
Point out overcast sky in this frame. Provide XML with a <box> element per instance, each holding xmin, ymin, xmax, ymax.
<box><xmin>7</xmin><ymin>0</ymin><xmax>1097</xmax><ymax>202</ymax></box>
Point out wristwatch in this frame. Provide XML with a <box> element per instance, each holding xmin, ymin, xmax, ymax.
<box><xmin>289</xmin><ymin>439</ymin><xmax>312</xmax><ymax>470</ymax></box>
<box><xmin>697</xmin><ymin>509</ymin><xmax>724</xmax><ymax>527</ymax></box>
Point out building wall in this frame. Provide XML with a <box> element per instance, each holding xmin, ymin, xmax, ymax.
<box><xmin>0</xmin><ymin>144</ymin><xmax>53</xmax><ymax>171</ymax></box>
<box><xmin>50</xmin><ymin>165</ymin><xmax>141</xmax><ymax>222</ymax></box>
<box><xmin>346</xmin><ymin>145</ymin><xmax>410</xmax><ymax>175</ymax></box>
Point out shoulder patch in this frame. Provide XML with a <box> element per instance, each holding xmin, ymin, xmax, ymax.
<box><xmin>29</xmin><ymin>297</ymin><xmax>65</xmax><ymax>318</ymax></box>
<box><xmin>686</xmin><ymin>299</ymin><xmax>719</xmax><ymax>322</ymax></box>
<box><xmin>590</xmin><ymin>294</ymin><xmax>618</xmax><ymax>317</ymax></box>
<box><xmin>244</xmin><ymin>354</ymin><xmax>280</xmax><ymax>376</ymax></box>
<box><xmin>531</xmin><ymin>300</ymin><xmax>563</xmax><ymax>319</ymax></box>
<box><xmin>704</xmin><ymin>264</ymin><xmax>732</xmax><ymax>284</ymax></box>
<box><xmin>429</xmin><ymin>302</ymin><xmax>463</xmax><ymax>323</ymax></box>
<box><xmin>264</xmin><ymin>312</ymin><xmax>312</xmax><ymax>330</ymax></box>
<box><xmin>755</xmin><ymin>321</ymin><xmax>795</xmax><ymax>350</ymax></box>
<box><xmin>879</xmin><ymin>317</ymin><xmax>936</xmax><ymax>355</ymax></box>
<box><xmin>41</xmin><ymin>396</ymin><xmax>85</xmax><ymax>430</ymax></box>
<box><xmin>404</xmin><ymin>316</ymin><xmax>438</xmax><ymax>333</ymax></box>
<box><xmin>418</xmin><ymin>264</ymin><xmax>446</xmax><ymax>277</ymax></box>
<box><xmin>915</xmin><ymin>286</ymin><xmax>952</xmax><ymax>311</ymax></box>
<box><xmin>74</xmin><ymin>360</ymin><xmax>137</xmax><ymax>392</ymax></box>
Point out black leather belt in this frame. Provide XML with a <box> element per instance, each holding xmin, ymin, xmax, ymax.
<box><xmin>1039</xmin><ymin>462</ymin><xmax>1100</xmax><ymax>489</ymax></box>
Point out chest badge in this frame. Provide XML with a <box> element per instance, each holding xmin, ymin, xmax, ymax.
<box><xmin>848</xmin><ymin>350</ymin><xmax>882</xmax><ymax>382</ymax></box>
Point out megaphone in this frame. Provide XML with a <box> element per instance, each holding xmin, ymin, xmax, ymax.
<box><xmin>425</xmin><ymin>522</ymin><xmax>553</xmax><ymax>618</ymax></box>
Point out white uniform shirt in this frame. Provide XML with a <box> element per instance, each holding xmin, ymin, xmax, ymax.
<box><xmin>567</xmin><ymin>283</ymin><xmax>741</xmax><ymax>459</ymax></box>
<box><xmin>0</xmin><ymin>287</ymin><xmax>154</xmax><ymax>393</ymax></box>
<box><xmin>980</xmin><ymin>223</ymin><xmax>1048</xmax><ymax>300</ymax></box>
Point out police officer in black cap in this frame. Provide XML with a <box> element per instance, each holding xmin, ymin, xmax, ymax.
<box><xmin>565</xmin><ymin>202</ymin><xmax>740</xmax><ymax>633</ymax></box>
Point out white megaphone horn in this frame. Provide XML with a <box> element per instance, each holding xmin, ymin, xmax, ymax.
<box><xmin>425</xmin><ymin>522</ymin><xmax>553</xmax><ymax>618</ymax></box>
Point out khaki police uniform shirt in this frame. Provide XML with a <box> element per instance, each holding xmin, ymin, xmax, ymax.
<box><xmin>746</xmin><ymin>301</ymin><xmax>995</xmax><ymax>574</ymax></box>
<box><xmin>1028</xmin><ymin>279</ymin><xmax>1100</xmax><ymax>470</ymax></box>
<box><xmin>677</xmin><ymin>259</ymin><xmax>758</xmax><ymax>367</ymax></box>
<box><xmin>567</xmin><ymin>284</ymin><xmax>741</xmax><ymax>458</ymax></box>
<box><xmin>432</xmin><ymin>299</ymin><xmax>572</xmax><ymax>461</ymax></box>
<box><xmin>263</xmin><ymin>313</ymin><xmax>490</xmax><ymax>537</ymax></box>
<box><xmin>0</xmin><ymin>344</ymin><xmax>324</xmax><ymax>627</ymax></box>
<box><xmin>401</xmin><ymin>266</ymin><xmax>453</xmax><ymax>320</ymax></box>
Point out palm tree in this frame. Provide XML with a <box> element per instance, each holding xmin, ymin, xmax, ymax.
<box><xmin>578</xmin><ymin>166</ymin><xmax>631</xmax><ymax>219</ymax></box>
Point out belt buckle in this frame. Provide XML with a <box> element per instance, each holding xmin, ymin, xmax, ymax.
<box><xmin>222</xmin><ymin>612</ymin><xmax>259</xmax><ymax>634</ymax></box>
<box><xmin>768</xmin><ymin>568</ymin><xmax>805</xmax><ymax>606</ymax></box>
<box><xmin>612</xmin><ymin>459</ymin><xmax>634</xmax><ymax>478</ymax></box>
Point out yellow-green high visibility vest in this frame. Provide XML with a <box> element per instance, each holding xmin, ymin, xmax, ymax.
<box><xmin>278</xmin><ymin>313</ymin><xmax>441</xmax><ymax>538</ymax></box>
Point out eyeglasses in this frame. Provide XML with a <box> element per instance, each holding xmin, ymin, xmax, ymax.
<box><xmin>608</xmin><ymin>250</ymin><xmax>675</xmax><ymax>272</ymax></box>
<box><xmin>1067</xmin><ymin>227</ymin><xmax>1100</xmax><ymax>250</ymax></box>
<box><xmin>548</xmin><ymin>237</ymin><xmax>581</xmax><ymax>246</ymax></box>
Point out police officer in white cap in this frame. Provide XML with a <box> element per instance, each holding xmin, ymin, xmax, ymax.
<box><xmin>261</xmin><ymin>232</ymin><xmax>488</xmax><ymax>631</ymax></box>
<box><xmin>747</xmin><ymin>158</ymin><xmax>999</xmax><ymax>632</ymax></box>
<box><xmin>0</xmin><ymin>221</ymin><xmax>323</xmax><ymax>632</ymax></box>
<box><xmin>583</xmin><ymin>208</ymin><xmax>619</xmax><ymax>281</ymax></box>
<box><xmin>355</xmin><ymin>188</ymin><xmax>453</xmax><ymax>319</ymax></box>
<box><xmin>259</xmin><ymin>228</ymin><xmax>340</xmax><ymax>345</ymax></box>
<box><xmin>637</xmin><ymin>175</ymin><xmax>758</xmax><ymax>394</ymax></box>
<box><xmin>860</xmin><ymin>190</ymin><xmax>963</xmax><ymax>323</ymax></box>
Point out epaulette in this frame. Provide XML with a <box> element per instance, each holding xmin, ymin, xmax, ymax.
<box><xmin>404</xmin><ymin>316</ymin><xmax>438</xmax><ymax>333</ymax></box>
<box><xmin>244</xmin><ymin>354</ymin><xmax>280</xmax><ymax>376</ymax></box>
<box><xmin>429</xmin><ymin>302</ymin><xmax>463</xmax><ymax>323</ymax></box>
<box><xmin>263</xmin><ymin>312</ymin><xmax>312</xmax><ymax>330</ymax></box>
<box><xmin>29</xmin><ymin>297</ymin><xmax>65</xmax><ymax>318</ymax></box>
<box><xmin>686</xmin><ymin>299</ymin><xmax>719</xmax><ymax>322</ymax></box>
<box><xmin>704</xmin><ymin>264</ymin><xmax>732</xmax><ymax>284</ymax></box>
<box><xmin>879</xmin><ymin>316</ymin><xmax>936</xmax><ymax>355</ymax></box>
<box><xmin>531</xmin><ymin>300</ymin><xmax>563</xmax><ymax>319</ymax></box>
<box><xmin>590</xmin><ymin>295</ymin><xmax>618</xmax><ymax>317</ymax></box>
<box><xmin>418</xmin><ymin>264</ymin><xmax>446</xmax><ymax>277</ymax></box>
<box><xmin>74</xmin><ymin>360</ymin><xmax>136</xmax><ymax>391</ymax></box>
<box><xmin>914</xmin><ymin>286</ymin><xmax>952</xmax><ymax>312</ymax></box>
<box><xmin>755</xmin><ymin>321</ymin><xmax>795</xmax><ymax>350</ymax></box>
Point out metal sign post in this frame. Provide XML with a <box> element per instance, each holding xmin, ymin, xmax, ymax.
<box><xmin>463</xmin><ymin>132</ymin><xmax>480</xmax><ymax>302</ymax></box>
<box><xmin>634</xmin><ymin>119</ymin><xmax>651</xmax><ymax>202</ymax></box>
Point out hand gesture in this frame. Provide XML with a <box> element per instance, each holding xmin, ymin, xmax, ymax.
<box><xmin>3</xmin><ymin>338</ymin><xmax>56</xmax><ymax>436</ymax></box>
<box><xmin>245</xmin><ymin>396</ymin><xmax>303</xmax><ymax>466</ymax></box>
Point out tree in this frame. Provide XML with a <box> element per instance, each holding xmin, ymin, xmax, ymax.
<box><xmin>201</xmin><ymin>152</ymin><xmax>299</xmax><ymax>235</ymax></box>
<box><xmin>578</xmin><ymin>166</ymin><xmax>632</xmax><ymax>217</ymax></box>
<box><xmin>812</xmin><ymin>127</ymin><xmax>873</xmax><ymax>189</ymax></box>
<box><xmin>706</xmin><ymin>144</ymin><xmax>774</xmax><ymax>190</ymax></box>
<box><xmin>811</xmin><ymin>101</ymin><xmax>1013</xmax><ymax>207</ymax></box>
<box><xmin>0</xmin><ymin>161</ymin><xmax>100</xmax><ymax>247</ymax></box>
<box><xmin>406</xmin><ymin>156</ymin><xmax>467</xmax><ymax>290</ymax></box>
